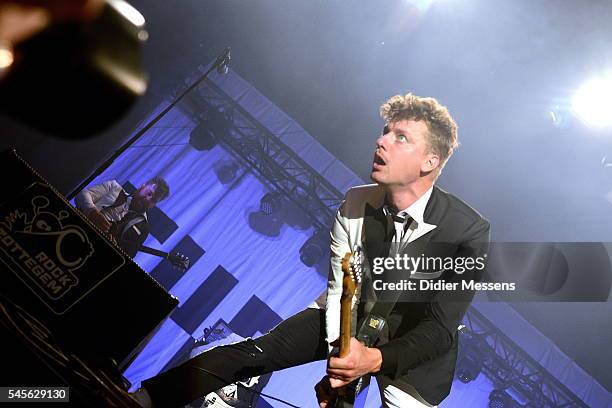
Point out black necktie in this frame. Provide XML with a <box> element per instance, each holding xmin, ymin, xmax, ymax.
<box><xmin>383</xmin><ymin>205</ymin><xmax>413</xmax><ymax>241</ymax></box>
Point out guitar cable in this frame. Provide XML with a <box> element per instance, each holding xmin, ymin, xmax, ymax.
<box><xmin>188</xmin><ymin>366</ymin><xmax>301</xmax><ymax>408</ymax></box>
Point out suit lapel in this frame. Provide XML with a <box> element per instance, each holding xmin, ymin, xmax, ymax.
<box><xmin>402</xmin><ymin>187</ymin><xmax>444</xmax><ymax>279</ymax></box>
<box><xmin>403</xmin><ymin>230</ymin><xmax>433</xmax><ymax>258</ymax></box>
<box><xmin>358</xmin><ymin>203</ymin><xmax>388</xmax><ymax>316</ymax></box>
<box><xmin>363</xmin><ymin>202</ymin><xmax>390</xmax><ymax>261</ymax></box>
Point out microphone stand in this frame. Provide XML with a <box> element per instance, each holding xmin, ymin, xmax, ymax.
<box><xmin>66</xmin><ymin>47</ymin><xmax>231</xmax><ymax>200</ymax></box>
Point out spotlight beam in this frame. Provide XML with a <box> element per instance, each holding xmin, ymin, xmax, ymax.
<box><xmin>571</xmin><ymin>73</ymin><xmax>612</xmax><ymax>129</ymax></box>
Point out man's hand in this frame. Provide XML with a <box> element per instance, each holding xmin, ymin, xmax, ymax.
<box><xmin>314</xmin><ymin>375</ymin><xmax>337</xmax><ymax>408</ymax></box>
<box><xmin>85</xmin><ymin>209</ymin><xmax>111</xmax><ymax>233</ymax></box>
<box><xmin>327</xmin><ymin>337</ymin><xmax>382</xmax><ymax>388</ymax></box>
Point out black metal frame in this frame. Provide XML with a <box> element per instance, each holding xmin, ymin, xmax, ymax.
<box><xmin>179</xmin><ymin>74</ymin><xmax>345</xmax><ymax>231</ymax></box>
<box><xmin>461</xmin><ymin>308</ymin><xmax>590</xmax><ymax>408</ymax></box>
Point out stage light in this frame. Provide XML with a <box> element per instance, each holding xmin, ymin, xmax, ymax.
<box><xmin>190</xmin><ymin>107</ymin><xmax>231</xmax><ymax>151</ymax></box>
<box><xmin>190</xmin><ymin>123</ymin><xmax>216</xmax><ymax>151</ymax></box>
<box><xmin>456</xmin><ymin>328</ymin><xmax>487</xmax><ymax>383</ymax></box>
<box><xmin>571</xmin><ymin>73</ymin><xmax>612</xmax><ymax>128</ymax></box>
<box><xmin>488</xmin><ymin>389</ymin><xmax>522</xmax><ymax>408</ymax></box>
<box><xmin>248</xmin><ymin>210</ymin><xmax>282</xmax><ymax>237</ymax></box>
<box><xmin>300</xmin><ymin>230</ymin><xmax>329</xmax><ymax>267</ymax></box>
<box><xmin>0</xmin><ymin>44</ymin><xmax>14</xmax><ymax>71</ymax></box>
<box><xmin>248</xmin><ymin>192</ymin><xmax>285</xmax><ymax>237</ymax></box>
<box><xmin>112</xmin><ymin>0</ymin><xmax>146</xmax><ymax>27</ymax></box>
<box><xmin>213</xmin><ymin>160</ymin><xmax>240</xmax><ymax>184</ymax></box>
<box><xmin>456</xmin><ymin>352</ymin><xmax>483</xmax><ymax>383</ymax></box>
<box><xmin>260</xmin><ymin>192</ymin><xmax>283</xmax><ymax>215</ymax></box>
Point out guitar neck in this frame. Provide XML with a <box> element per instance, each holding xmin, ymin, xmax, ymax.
<box><xmin>339</xmin><ymin>297</ymin><xmax>352</xmax><ymax>358</ymax></box>
<box><xmin>137</xmin><ymin>245</ymin><xmax>169</xmax><ymax>259</ymax></box>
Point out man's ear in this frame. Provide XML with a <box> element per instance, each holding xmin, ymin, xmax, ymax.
<box><xmin>422</xmin><ymin>154</ymin><xmax>440</xmax><ymax>173</ymax></box>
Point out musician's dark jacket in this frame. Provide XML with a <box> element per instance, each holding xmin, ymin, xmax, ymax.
<box><xmin>317</xmin><ymin>183</ymin><xmax>490</xmax><ymax>405</ymax></box>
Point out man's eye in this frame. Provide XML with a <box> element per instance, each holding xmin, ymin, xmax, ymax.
<box><xmin>396</xmin><ymin>134</ymin><xmax>407</xmax><ymax>142</ymax></box>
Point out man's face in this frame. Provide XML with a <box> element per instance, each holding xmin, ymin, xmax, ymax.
<box><xmin>370</xmin><ymin>119</ymin><xmax>437</xmax><ymax>187</ymax></box>
<box><xmin>131</xmin><ymin>183</ymin><xmax>158</xmax><ymax>212</ymax></box>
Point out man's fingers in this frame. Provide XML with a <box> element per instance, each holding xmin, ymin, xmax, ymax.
<box><xmin>315</xmin><ymin>376</ymin><xmax>336</xmax><ymax>408</ymax></box>
<box><xmin>327</xmin><ymin>356</ymin><xmax>356</xmax><ymax>370</ymax></box>
<box><xmin>87</xmin><ymin>210</ymin><xmax>110</xmax><ymax>232</ymax></box>
<box><xmin>99</xmin><ymin>216</ymin><xmax>111</xmax><ymax>228</ymax></box>
<box><xmin>327</xmin><ymin>355</ymin><xmax>357</xmax><ymax>382</ymax></box>
<box><xmin>329</xmin><ymin>377</ymin><xmax>350</xmax><ymax>389</ymax></box>
<box><xmin>100</xmin><ymin>220</ymin><xmax>111</xmax><ymax>233</ymax></box>
<box><xmin>327</xmin><ymin>368</ymin><xmax>354</xmax><ymax>378</ymax></box>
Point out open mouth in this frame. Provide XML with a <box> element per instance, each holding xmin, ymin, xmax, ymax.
<box><xmin>373</xmin><ymin>154</ymin><xmax>386</xmax><ymax>166</ymax></box>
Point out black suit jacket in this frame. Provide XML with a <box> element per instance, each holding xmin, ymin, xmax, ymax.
<box><xmin>356</xmin><ymin>185</ymin><xmax>490</xmax><ymax>405</ymax></box>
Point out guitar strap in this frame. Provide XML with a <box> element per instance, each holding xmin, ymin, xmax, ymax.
<box><xmin>118</xmin><ymin>213</ymin><xmax>147</xmax><ymax>239</ymax></box>
<box><xmin>345</xmin><ymin>227</ymin><xmax>421</xmax><ymax>407</ymax></box>
<box><xmin>356</xmin><ymin>241</ymin><xmax>404</xmax><ymax>348</ymax></box>
<box><xmin>358</xmin><ymin>221</ymin><xmax>434</xmax><ymax>347</ymax></box>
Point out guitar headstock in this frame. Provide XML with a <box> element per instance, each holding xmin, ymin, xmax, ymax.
<box><xmin>168</xmin><ymin>252</ymin><xmax>190</xmax><ymax>271</ymax></box>
<box><xmin>341</xmin><ymin>246</ymin><xmax>363</xmax><ymax>299</ymax></box>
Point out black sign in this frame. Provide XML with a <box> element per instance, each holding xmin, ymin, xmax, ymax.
<box><xmin>0</xmin><ymin>183</ymin><xmax>126</xmax><ymax>314</ymax></box>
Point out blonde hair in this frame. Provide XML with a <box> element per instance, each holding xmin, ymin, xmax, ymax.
<box><xmin>380</xmin><ymin>93</ymin><xmax>459</xmax><ymax>174</ymax></box>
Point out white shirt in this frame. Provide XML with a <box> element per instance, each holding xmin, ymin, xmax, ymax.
<box><xmin>383</xmin><ymin>185</ymin><xmax>435</xmax><ymax>247</ymax></box>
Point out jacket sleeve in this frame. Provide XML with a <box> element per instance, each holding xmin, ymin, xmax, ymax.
<box><xmin>324</xmin><ymin>194</ymin><xmax>352</xmax><ymax>347</ymax></box>
<box><xmin>377</xmin><ymin>217</ymin><xmax>490</xmax><ymax>378</ymax></box>
<box><xmin>74</xmin><ymin>180</ymin><xmax>119</xmax><ymax>213</ymax></box>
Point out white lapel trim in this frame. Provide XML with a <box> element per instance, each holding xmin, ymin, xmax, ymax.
<box><xmin>409</xmin><ymin>221</ymin><xmax>437</xmax><ymax>243</ymax></box>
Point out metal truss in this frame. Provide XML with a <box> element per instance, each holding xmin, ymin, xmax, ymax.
<box><xmin>179</xmin><ymin>75</ymin><xmax>344</xmax><ymax>231</ymax></box>
<box><xmin>461</xmin><ymin>307</ymin><xmax>590</xmax><ymax>408</ymax></box>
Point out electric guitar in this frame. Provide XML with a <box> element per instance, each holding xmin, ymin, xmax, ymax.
<box><xmin>108</xmin><ymin>218</ymin><xmax>190</xmax><ymax>271</ymax></box>
<box><xmin>137</xmin><ymin>245</ymin><xmax>190</xmax><ymax>271</ymax></box>
<box><xmin>334</xmin><ymin>248</ymin><xmax>366</xmax><ymax>408</ymax></box>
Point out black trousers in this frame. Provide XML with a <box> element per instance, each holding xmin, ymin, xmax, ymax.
<box><xmin>142</xmin><ymin>308</ymin><xmax>328</xmax><ymax>407</ymax></box>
